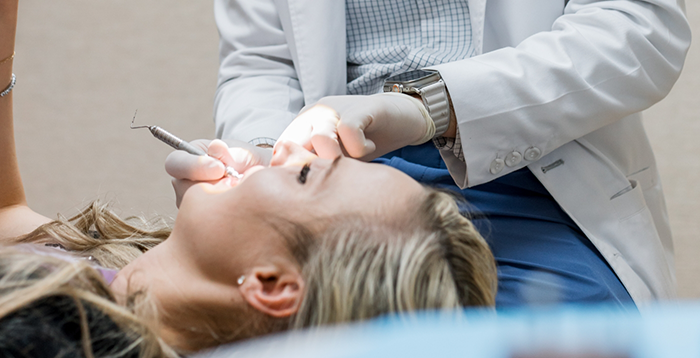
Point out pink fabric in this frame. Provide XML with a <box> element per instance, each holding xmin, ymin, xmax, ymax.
<box><xmin>13</xmin><ymin>244</ymin><xmax>120</xmax><ymax>284</ymax></box>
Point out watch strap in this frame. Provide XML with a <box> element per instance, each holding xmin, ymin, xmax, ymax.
<box><xmin>248</xmin><ymin>137</ymin><xmax>276</xmax><ymax>148</ymax></box>
<box><xmin>419</xmin><ymin>80</ymin><xmax>451</xmax><ymax>137</ymax></box>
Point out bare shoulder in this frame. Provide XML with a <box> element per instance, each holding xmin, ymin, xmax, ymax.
<box><xmin>0</xmin><ymin>205</ymin><xmax>51</xmax><ymax>243</ymax></box>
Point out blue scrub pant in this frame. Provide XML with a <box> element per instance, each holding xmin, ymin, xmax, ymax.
<box><xmin>376</xmin><ymin>143</ymin><xmax>634</xmax><ymax>309</ymax></box>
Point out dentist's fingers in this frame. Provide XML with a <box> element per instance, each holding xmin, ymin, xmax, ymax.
<box><xmin>336</xmin><ymin>114</ymin><xmax>376</xmax><ymax>158</ymax></box>
<box><xmin>165</xmin><ymin>149</ymin><xmax>225</xmax><ymax>181</ymax></box>
<box><xmin>278</xmin><ymin>104</ymin><xmax>340</xmax><ymax>155</ymax></box>
<box><xmin>207</xmin><ymin>139</ymin><xmax>272</xmax><ymax>175</ymax></box>
<box><xmin>309</xmin><ymin>115</ymin><xmax>344</xmax><ymax>159</ymax></box>
<box><xmin>276</xmin><ymin>120</ymin><xmax>314</xmax><ymax>153</ymax></box>
<box><xmin>270</xmin><ymin>140</ymin><xmax>319</xmax><ymax>167</ymax></box>
<box><xmin>171</xmin><ymin>178</ymin><xmax>196</xmax><ymax>208</ymax></box>
<box><xmin>206</xmin><ymin>139</ymin><xmax>231</xmax><ymax>161</ymax></box>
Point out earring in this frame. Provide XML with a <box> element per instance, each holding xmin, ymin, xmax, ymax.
<box><xmin>237</xmin><ymin>275</ymin><xmax>246</xmax><ymax>285</ymax></box>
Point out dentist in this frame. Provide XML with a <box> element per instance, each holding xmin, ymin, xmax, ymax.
<box><xmin>169</xmin><ymin>0</ymin><xmax>691</xmax><ymax>308</ymax></box>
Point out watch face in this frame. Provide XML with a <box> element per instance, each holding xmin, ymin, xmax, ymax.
<box><xmin>383</xmin><ymin>70</ymin><xmax>441</xmax><ymax>93</ymax></box>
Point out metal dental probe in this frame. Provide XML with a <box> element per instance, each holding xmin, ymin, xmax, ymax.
<box><xmin>130</xmin><ymin>111</ymin><xmax>243</xmax><ymax>179</ymax></box>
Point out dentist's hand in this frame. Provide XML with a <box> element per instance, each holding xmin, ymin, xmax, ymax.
<box><xmin>275</xmin><ymin>93</ymin><xmax>435</xmax><ymax>161</ymax></box>
<box><xmin>165</xmin><ymin>139</ymin><xmax>272</xmax><ymax>207</ymax></box>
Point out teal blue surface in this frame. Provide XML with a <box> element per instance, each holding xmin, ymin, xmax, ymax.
<box><xmin>196</xmin><ymin>304</ymin><xmax>700</xmax><ymax>358</ymax></box>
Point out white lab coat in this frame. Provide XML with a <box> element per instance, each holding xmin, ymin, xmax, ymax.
<box><xmin>213</xmin><ymin>0</ymin><xmax>691</xmax><ymax>308</ymax></box>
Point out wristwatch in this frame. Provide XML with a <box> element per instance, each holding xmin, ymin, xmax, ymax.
<box><xmin>248</xmin><ymin>137</ymin><xmax>276</xmax><ymax>148</ymax></box>
<box><xmin>383</xmin><ymin>70</ymin><xmax>451</xmax><ymax>137</ymax></box>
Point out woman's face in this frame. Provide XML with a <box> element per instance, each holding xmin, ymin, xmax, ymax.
<box><xmin>122</xmin><ymin>142</ymin><xmax>428</xmax><ymax>348</ymax></box>
<box><xmin>171</xmin><ymin>142</ymin><xmax>426</xmax><ymax>280</ymax></box>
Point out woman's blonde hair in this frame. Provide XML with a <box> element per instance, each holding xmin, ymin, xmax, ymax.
<box><xmin>293</xmin><ymin>188</ymin><xmax>497</xmax><ymax>327</ymax></box>
<box><xmin>13</xmin><ymin>201</ymin><xmax>171</xmax><ymax>270</ymax></box>
<box><xmin>0</xmin><ymin>189</ymin><xmax>497</xmax><ymax>354</ymax></box>
<box><xmin>0</xmin><ymin>201</ymin><xmax>175</xmax><ymax>357</ymax></box>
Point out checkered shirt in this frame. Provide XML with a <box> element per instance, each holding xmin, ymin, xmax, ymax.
<box><xmin>346</xmin><ymin>0</ymin><xmax>473</xmax><ymax>161</ymax></box>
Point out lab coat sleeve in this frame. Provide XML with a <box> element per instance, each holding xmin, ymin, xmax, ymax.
<box><xmin>430</xmin><ymin>0</ymin><xmax>691</xmax><ymax>188</ymax></box>
<box><xmin>214</xmin><ymin>0</ymin><xmax>304</xmax><ymax>142</ymax></box>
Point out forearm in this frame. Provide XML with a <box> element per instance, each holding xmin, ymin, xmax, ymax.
<box><xmin>214</xmin><ymin>0</ymin><xmax>304</xmax><ymax>142</ymax></box>
<box><xmin>0</xmin><ymin>0</ymin><xmax>17</xmax><ymax>56</ymax></box>
<box><xmin>214</xmin><ymin>76</ymin><xmax>303</xmax><ymax>142</ymax></box>
<box><xmin>433</xmin><ymin>0</ymin><xmax>691</xmax><ymax>187</ymax></box>
<box><xmin>0</xmin><ymin>0</ymin><xmax>24</xmax><ymax>209</ymax></box>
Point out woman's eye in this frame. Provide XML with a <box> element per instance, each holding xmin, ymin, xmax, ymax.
<box><xmin>297</xmin><ymin>164</ymin><xmax>311</xmax><ymax>184</ymax></box>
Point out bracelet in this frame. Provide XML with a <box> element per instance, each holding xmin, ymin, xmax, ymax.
<box><xmin>0</xmin><ymin>74</ymin><xmax>16</xmax><ymax>97</ymax></box>
<box><xmin>0</xmin><ymin>52</ymin><xmax>14</xmax><ymax>66</ymax></box>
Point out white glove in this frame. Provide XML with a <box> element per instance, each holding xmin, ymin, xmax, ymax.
<box><xmin>164</xmin><ymin>139</ymin><xmax>271</xmax><ymax>207</ymax></box>
<box><xmin>276</xmin><ymin>93</ymin><xmax>435</xmax><ymax>161</ymax></box>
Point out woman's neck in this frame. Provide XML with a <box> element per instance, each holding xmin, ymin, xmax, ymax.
<box><xmin>109</xmin><ymin>236</ymin><xmax>247</xmax><ymax>350</ymax></box>
<box><xmin>110</xmin><ymin>239</ymin><xmax>176</xmax><ymax>306</ymax></box>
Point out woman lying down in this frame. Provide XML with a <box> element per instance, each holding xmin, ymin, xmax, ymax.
<box><xmin>1</xmin><ymin>140</ymin><xmax>497</xmax><ymax>356</ymax></box>
<box><xmin>0</xmin><ymin>3</ymin><xmax>495</xmax><ymax>358</ymax></box>
<box><xmin>0</xmin><ymin>13</ymin><xmax>495</xmax><ymax>358</ymax></box>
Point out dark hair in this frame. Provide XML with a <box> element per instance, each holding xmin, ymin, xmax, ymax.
<box><xmin>0</xmin><ymin>246</ymin><xmax>172</xmax><ymax>358</ymax></box>
<box><xmin>0</xmin><ymin>295</ymin><xmax>140</xmax><ymax>358</ymax></box>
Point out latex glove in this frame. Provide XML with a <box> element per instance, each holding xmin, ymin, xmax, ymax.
<box><xmin>165</xmin><ymin>139</ymin><xmax>271</xmax><ymax>207</ymax></box>
<box><xmin>276</xmin><ymin>93</ymin><xmax>434</xmax><ymax>161</ymax></box>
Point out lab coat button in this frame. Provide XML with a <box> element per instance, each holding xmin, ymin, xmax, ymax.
<box><xmin>505</xmin><ymin>151</ymin><xmax>523</xmax><ymax>167</ymax></box>
<box><xmin>490</xmin><ymin>158</ymin><xmax>505</xmax><ymax>175</ymax></box>
<box><xmin>524</xmin><ymin>147</ymin><xmax>542</xmax><ymax>161</ymax></box>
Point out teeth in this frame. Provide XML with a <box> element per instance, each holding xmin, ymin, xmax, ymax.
<box><xmin>225</xmin><ymin>167</ymin><xmax>243</xmax><ymax>179</ymax></box>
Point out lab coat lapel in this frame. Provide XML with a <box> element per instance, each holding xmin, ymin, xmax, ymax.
<box><xmin>276</xmin><ymin>0</ymin><xmax>347</xmax><ymax>105</ymax></box>
<box><xmin>468</xmin><ymin>0</ymin><xmax>487</xmax><ymax>55</ymax></box>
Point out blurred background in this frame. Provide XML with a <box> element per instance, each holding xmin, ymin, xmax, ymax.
<box><xmin>12</xmin><ymin>1</ymin><xmax>700</xmax><ymax>297</ymax></box>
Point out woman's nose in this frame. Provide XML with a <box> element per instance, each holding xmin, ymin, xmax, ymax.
<box><xmin>270</xmin><ymin>140</ymin><xmax>318</xmax><ymax>167</ymax></box>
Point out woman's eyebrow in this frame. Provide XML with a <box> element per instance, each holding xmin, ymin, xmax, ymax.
<box><xmin>320</xmin><ymin>156</ymin><xmax>342</xmax><ymax>185</ymax></box>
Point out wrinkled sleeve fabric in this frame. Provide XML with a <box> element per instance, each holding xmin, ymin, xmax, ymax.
<box><xmin>214</xmin><ymin>0</ymin><xmax>304</xmax><ymax>143</ymax></box>
<box><xmin>430</xmin><ymin>0</ymin><xmax>691</xmax><ymax>188</ymax></box>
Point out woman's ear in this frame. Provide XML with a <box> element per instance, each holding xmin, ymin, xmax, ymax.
<box><xmin>239</xmin><ymin>266</ymin><xmax>304</xmax><ymax>318</ymax></box>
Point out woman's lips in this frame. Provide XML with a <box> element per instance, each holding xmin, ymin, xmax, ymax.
<box><xmin>210</xmin><ymin>176</ymin><xmax>235</xmax><ymax>191</ymax></box>
<box><xmin>207</xmin><ymin>165</ymin><xmax>265</xmax><ymax>192</ymax></box>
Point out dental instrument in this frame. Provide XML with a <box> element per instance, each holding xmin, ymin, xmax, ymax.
<box><xmin>130</xmin><ymin>111</ymin><xmax>243</xmax><ymax>179</ymax></box>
